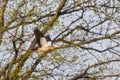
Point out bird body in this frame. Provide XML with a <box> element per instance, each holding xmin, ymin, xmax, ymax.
<box><xmin>36</xmin><ymin>46</ymin><xmax>61</xmax><ymax>52</ymax></box>
<box><xmin>33</xmin><ymin>28</ymin><xmax>61</xmax><ymax>52</ymax></box>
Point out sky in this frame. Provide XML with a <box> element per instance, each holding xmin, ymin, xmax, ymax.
<box><xmin>0</xmin><ymin>0</ymin><xmax>120</xmax><ymax>80</ymax></box>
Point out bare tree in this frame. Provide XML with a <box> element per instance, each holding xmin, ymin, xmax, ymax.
<box><xmin>0</xmin><ymin>0</ymin><xmax>120</xmax><ymax>80</ymax></box>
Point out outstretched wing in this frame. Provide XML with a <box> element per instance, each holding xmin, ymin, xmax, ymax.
<box><xmin>34</xmin><ymin>28</ymin><xmax>44</xmax><ymax>47</ymax></box>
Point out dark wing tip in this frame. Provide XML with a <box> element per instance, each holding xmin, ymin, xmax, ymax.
<box><xmin>33</xmin><ymin>27</ymin><xmax>44</xmax><ymax>47</ymax></box>
<box><xmin>45</xmin><ymin>34</ymin><xmax>51</xmax><ymax>41</ymax></box>
<box><xmin>33</xmin><ymin>27</ymin><xmax>44</xmax><ymax>37</ymax></box>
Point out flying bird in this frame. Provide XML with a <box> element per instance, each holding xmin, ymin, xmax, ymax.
<box><xmin>33</xmin><ymin>28</ymin><xmax>61</xmax><ymax>52</ymax></box>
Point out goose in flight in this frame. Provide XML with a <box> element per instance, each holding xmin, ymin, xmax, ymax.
<box><xmin>33</xmin><ymin>28</ymin><xmax>61</xmax><ymax>52</ymax></box>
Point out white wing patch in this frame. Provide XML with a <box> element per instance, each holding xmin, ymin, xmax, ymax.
<box><xmin>40</xmin><ymin>37</ymin><xmax>49</xmax><ymax>47</ymax></box>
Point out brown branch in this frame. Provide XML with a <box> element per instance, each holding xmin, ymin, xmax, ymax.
<box><xmin>52</xmin><ymin>10</ymin><xmax>85</xmax><ymax>44</ymax></box>
<box><xmin>8</xmin><ymin>39</ymin><xmax>36</xmax><ymax>79</ymax></box>
<box><xmin>70</xmin><ymin>59</ymin><xmax>120</xmax><ymax>80</ymax></box>
<box><xmin>80</xmin><ymin>44</ymin><xmax>120</xmax><ymax>53</ymax></box>
<box><xmin>42</xmin><ymin>0</ymin><xmax>67</xmax><ymax>34</ymax></box>
<box><xmin>0</xmin><ymin>0</ymin><xmax>8</xmax><ymax>45</ymax></box>
<box><xmin>23</xmin><ymin>52</ymin><xmax>48</xmax><ymax>78</ymax></box>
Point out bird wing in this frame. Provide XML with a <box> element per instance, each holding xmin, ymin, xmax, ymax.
<box><xmin>34</xmin><ymin>28</ymin><xmax>44</xmax><ymax>47</ymax></box>
<box><xmin>45</xmin><ymin>34</ymin><xmax>51</xmax><ymax>41</ymax></box>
